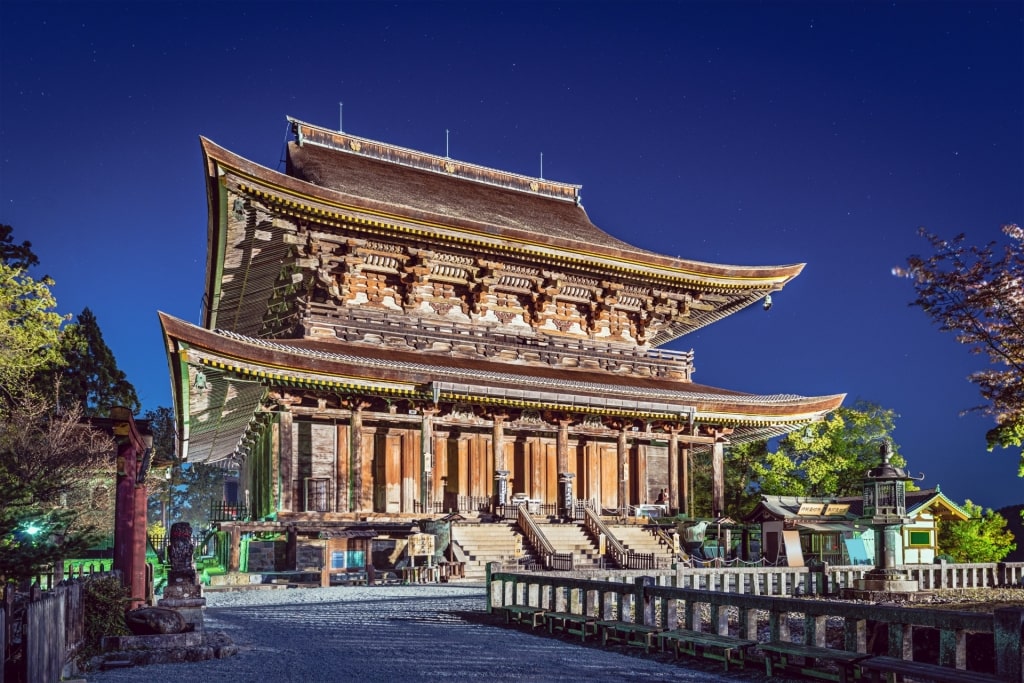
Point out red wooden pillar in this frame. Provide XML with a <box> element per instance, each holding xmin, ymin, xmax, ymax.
<box><xmin>111</xmin><ymin>406</ymin><xmax>151</xmax><ymax>610</ymax></box>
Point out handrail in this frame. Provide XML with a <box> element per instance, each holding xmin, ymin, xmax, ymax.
<box><xmin>517</xmin><ymin>503</ymin><xmax>566</xmax><ymax>570</ymax></box>
<box><xmin>582</xmin><ymin>505</ymin><xmax>626</xmax><ymax>567</ymax></box>
<box><xmin>653</xmin><ymin>525</ymin><xmax>685</xmax><ymax>563</ymax></box>
<box><xmin>582</xmin><ymin>506</ymin><xmax>657</xmax><ymax>570</ymax></box>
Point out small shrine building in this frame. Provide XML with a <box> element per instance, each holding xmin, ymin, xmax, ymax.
<box><xmin>160</xmin><ymin>118</ymin><xmax>844</xmax><ymax>564</ymax></box>
<box><xmin>747</xmin><ymin>487</ymin><xmax>970</xmax><ymax>566</ymax></box>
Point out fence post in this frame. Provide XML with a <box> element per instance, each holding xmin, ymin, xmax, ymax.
<box><xmin>993</xmin><ymin>607</ymin><xmax>1024</xmax><ymax>682</ymax></box>
<box><xmin>485</xmin><ymin>561</ymin><xmax>499</xmax><ymax>613</ymax></box>
<box><xmin>632</xmin><ymin>575</ymin><xmax>656</xmax><ymax>626</ymax></box>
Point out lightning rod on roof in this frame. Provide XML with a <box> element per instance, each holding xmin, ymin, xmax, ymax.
<box><xmin>540</xmin><ymin>152</ymin><xmax>544</xmax><ymax>179</ymax></box>
<box><xmin>338</xmin><ymin>102</ymin><xmax>343</xmax><ymax>133</ymax></box>
<box><xmin>445</xmin><ymin>129</ymin><xmax>450</xmax><ymax>158</ymax></box>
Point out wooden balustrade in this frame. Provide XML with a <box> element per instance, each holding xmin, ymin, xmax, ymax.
<box><xmin>581</xmin><ymin>505</ymin><xmax>656</xmax><ymax>570</ymax></box>
<box><xmin>517</xmin><ymin>504</ymin><xmax>573</xmax><ymax>570</ymax></box>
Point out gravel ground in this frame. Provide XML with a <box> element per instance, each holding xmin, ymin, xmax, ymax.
<box><xmin>82</xmin><ymin>582</ymin><xmax>781</xmax><ymax>683</ymax></box>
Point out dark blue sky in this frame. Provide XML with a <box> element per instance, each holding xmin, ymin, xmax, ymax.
<box><xmin>2</xmin><ymin>2</ymin><xmax>1021</xmax><ymax>509</ymax></box>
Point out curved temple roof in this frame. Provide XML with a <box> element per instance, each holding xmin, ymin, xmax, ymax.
<box><xmin>161</xmin><ymin>312</ymin><xmax>844</xmax><ymax>464</ymax></box>
<box><xmin>200</xmin><ymin>119</ymin><xmax>807</xmax><ymax>345</ymax></box>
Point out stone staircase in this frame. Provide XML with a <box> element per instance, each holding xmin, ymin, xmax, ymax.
<box><xmin>451</xmin><ymin>521</ymin><xmax>533</xmax><ymax>580</ymax></box>
<box><xmin>608</xmin><ymin>523</ymin><xmax>677</xmax><ymax>566</ymax></box>
<box><xmin>535</xmin><ymin>520</ymin><xmax>605</xmax><ymax>570</ymax></box>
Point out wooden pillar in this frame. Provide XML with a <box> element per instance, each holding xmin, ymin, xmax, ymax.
<box><xmin>286</xmin><ymin>526</ymin><xmax>297</xmax><ymax>571</ymax></box>
<box><xmin>682</xmin><ymin>446</ymin><xmax>691</xmax><ymax>518</ymax></box>
<box><xmin>228</xmin><ymin>526</ymin><xmax>241</xmax><ymax>571</ymax></box>
<box><xmin>617</xmin><ymin>428</ymin><xmax>629</xmax><ymax>512</ymax></box>
<box><xmin>111</xmin><ymin>407</ymin><xmax>149</xmax><ymax>610</ymax></box>
<box><xmin>350</xmin><ymin>404</ymin><xmax>364</xmax><ymax>512</ymax></box>
<box><xmin>421</xmin><ymin>409</ymin><xmax>436</xmax><ymax>512</ymax></box>
<box><xmin>336</xmin><ymin>422</ymin><xmax>348</xmax><ymax>512</ymax></box>
<box><xmin>279</xmin><ymin>407</ymin><xmax>294</xmax><ymax>512</ymax></box>
<box><xmin>113</xmin><ymin>429</ymin><xmax>136</xmax><ymax>594</ymax></box>
<box><xmin>557</xmin><ymin>418</ymin><xmax>572</xmax><ymax>516</ymax></box>
<box><xmin>492</xmin><ymin>414</ymin><xmax>508</xmax><ymax>506</ymax></box>
<box><xmin>712</xmin><ymin>440</ymin><xmax>724</xmax><ymax>518</ymax></box>
<box><xmin>132</xmin><ymin>477</ymin><xmax>147</xmax><ymax>605</ymax></box>
<box><xmin>667</xmin><ymin>428</ymin><xmax>679</xmax><ymax>514</ymax></box>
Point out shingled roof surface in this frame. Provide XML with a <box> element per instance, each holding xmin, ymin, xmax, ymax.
<box><xmin>286</xmin><ymin>140</ymin><xmax>663</xmax><ymax>258</ymax></box>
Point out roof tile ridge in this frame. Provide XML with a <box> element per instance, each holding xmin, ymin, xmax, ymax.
<box><xmin>288</xmin><ymin>116</ymin><xmax>582</xmax><ymax>204</ymax></box>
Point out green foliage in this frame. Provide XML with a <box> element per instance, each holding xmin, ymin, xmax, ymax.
<box><xmin>0</xmin><ymin>263</ymin><xmax>68</xmax><ymax>398</ymax></box>
<box><xmin>688</xmin><ymin>441</ymin><xmax>769</xmax><ymax>519</ymax></box>
<box><xmin>35</xmin><ymin>307</ymin><xmax>140</xmax><ymax>416</ymax></box>
<box><xmin>899</xmin><ymin>225</ymin><xmax>1024</xmax><ymax>470</ymax></box>
<box><xmin>751</xmin><ymin>402</ymin><xmax>909</xmax><ymax>498</ymax></box>
<box><xmin>80</xmin><ymin>575</ymin><xmax>130</xmax><ymax>664</ymax></box>
<box><xmin>0</xmin><ymin>397</ymin><xmax>114</xmax><ymax>584</ymax></box>
<box><xmin>937</xmin><ymin>500</ymin><xmax>1017</xmax><ymax>563</ymax></box>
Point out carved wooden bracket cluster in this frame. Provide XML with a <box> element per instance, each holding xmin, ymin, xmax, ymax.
<box><xmin>280</xmin><ymin>217</ymin><xmax>706</xmax><ymax>346</ymax></box>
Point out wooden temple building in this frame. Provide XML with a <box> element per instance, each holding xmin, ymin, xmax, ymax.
<box><xmin>160</xmin><ymin>117</ymin><xmax>844</xmax><ymax>572</ymax></box>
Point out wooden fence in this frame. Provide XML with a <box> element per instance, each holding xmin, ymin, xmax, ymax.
<box><xmin>3</xmin><ymin>570</ymin><xmax>117</xmax><ymax>683</ymax></box>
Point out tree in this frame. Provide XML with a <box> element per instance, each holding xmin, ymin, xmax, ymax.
<box><xmin>0</xmin><ymin>223</ymin><xmax>40</xmax><ymax>270</ymax></box>
<box><xmin>690</xmin><ymin>441</ymin><xmax>769</xmax><ymax>519</ymax></box>
<box><xmin>937</xmin><ymin>500</ymin><xmax>1016</xmax><ymax>563</ymax></box>
<box><xmin>0</xmin><ymin>263</ymin><xmax>67</xmax><ymax>399</ymax></box>
<box><xmin>897</xmin><ymin>224</ymin><xmax>1024</xmax><ymax>472</ymax></box>
<box><xmin>35</xmin><ymin>307</ymin><xmax>140</xmax><ymax>416</ymax></box>
<box><xmin>142</xmin><ymin>406</ymin><xmax>178</xmax><ymax>526</ymax></box>
<box><xmin>170</xmin><ymin>463</ymin><xmax>226</xmax><ymax>530</ymax></box>
<box><xmin>0</xmin><ymin>397</ymin><xmax>114</xmax><ymax>584</ymax></box>
<box><xmin>751</xmin><ymin>402</ymin><xmax>909</xmax><ymax>498</ymax></box>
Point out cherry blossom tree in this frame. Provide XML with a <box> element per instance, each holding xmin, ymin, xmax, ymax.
<box><xmin>897</xmin><ymin>224</ymin><xmax>1024</xmax><ymax>473</ymax></box>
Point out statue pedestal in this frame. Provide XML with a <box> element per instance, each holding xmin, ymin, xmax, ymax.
<box><xmin>842</xmin><ymin>569</ymin><xmax>923</xmax><ymax>602</ymax></box>
<box><xmin>158</xmin><ymin>573</ymin><xmax>206</xmax><ymax>632</ymax></box>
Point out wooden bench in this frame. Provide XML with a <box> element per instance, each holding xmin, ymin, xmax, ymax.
<box><xmin>859</xmin><ymin>656</ymin><xmax>1007</xmax><ymax>683</ymax></box>
<box><xmin>760</xmin><ymin>641</ymin><xmax>872</xmax><ymax>683</ymax></box>
<box><xmin>543</xmin><ymin>611</ymin><xmax>598</xmax><ymax>642</ymax></box>
<box><xmin>656</xmin><ymin>629</ymin><xmax>756</xmax><ymax>672</ymax></box>
<box><xmin>498</xmin><ymin>605</ymin><xmax>546</xmax><ymax>628</ymax></box>
<box><xmin>595</xmin><ymin>620</ymin><xmax>661</xmax><ymax>653</ymax></box>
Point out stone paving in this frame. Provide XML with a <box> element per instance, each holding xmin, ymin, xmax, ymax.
<box><xmin>83</xmin><ymin>583</ymin><xmax>773</xmax><ymax>683</ymax></box>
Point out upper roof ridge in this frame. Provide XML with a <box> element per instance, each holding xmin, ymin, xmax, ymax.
<box><xmin>289</xmin><ymin>117</ymin><xmax>582</xmax><ymax>204</ymax></box>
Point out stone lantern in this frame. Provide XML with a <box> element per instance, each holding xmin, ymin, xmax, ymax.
<box><xmin>844</xmin><ymin>440</ymin><xmax>922</xmax><ymax>600</ymax></box>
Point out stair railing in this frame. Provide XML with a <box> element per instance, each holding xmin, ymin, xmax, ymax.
<box><xmin>652</xmin><ymin>525</ymin><xmax>684</xmax><ymax>567</ymax></box>
<box><xmin>581</xmin><ymin>505</ymin><xmax>656</xmax><ymax>570</ymax></box>
<box><xmin>516</xmin><ymin>503</ymin><xmax>572</xmax><ymax>570</ymax></box>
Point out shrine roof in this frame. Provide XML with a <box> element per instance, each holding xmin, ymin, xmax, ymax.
<box><xmin>161</xmin><ymin>312</ymin><xmax>844</xmax><ymax>464</ymax></box>
<box><xmin>749</xmin><ymin>488</ymin><xmax>969</xmax><ymax>523</ymax></box>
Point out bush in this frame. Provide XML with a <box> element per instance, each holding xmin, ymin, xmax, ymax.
<box><xmin>79</xmin><ymin>575</ymin><xmax>130</xmax><ymax>664</ymax></box>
